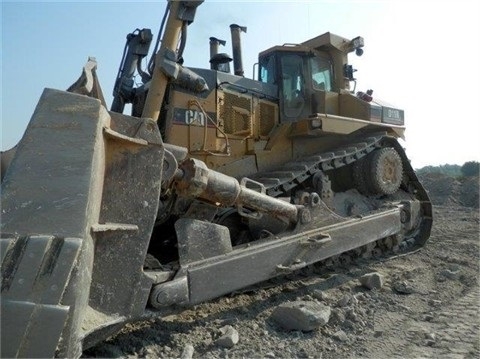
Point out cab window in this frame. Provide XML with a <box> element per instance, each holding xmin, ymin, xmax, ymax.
<box><xmin>281</xmin><ymin>54</ymin><xmax>304</xmax><ymax>102</ymax></box>
<box><xmin>259</xmin><ymin>55</ymin><xmax>276</xmax><ymax>84</ymax></box>
<box><xmin>310</xmin><ymin>57</ymin><xmax>332</xmax><ymax>91</ymax></box>
<box><xmin>280</xmin><ymin>54</ymin><xmax>305</xmax><ymax>118</ymax></box>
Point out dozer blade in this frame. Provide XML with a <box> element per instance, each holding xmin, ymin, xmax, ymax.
<box><xmin>1</xmin><ymin>88</ymin><xmax>164</xmax><ymax>357</ymax></box>
<box><xmin>1</xmin><ymin>236</ymin><xmax>85</xmax><ymax>358</ymax></box>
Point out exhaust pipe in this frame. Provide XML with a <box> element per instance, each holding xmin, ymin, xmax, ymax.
<box><xmin>229</xmin><ymin>24</ymin><xmax>247</xmax><ymax>77</ymax></box>
<box><xmin>209</xmin><ymin>36</ymin><xmax>226</xmax><ymax>68</ymax></box>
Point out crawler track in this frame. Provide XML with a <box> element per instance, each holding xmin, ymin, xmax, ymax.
<box><xmin>250</xmin><ymin>134</ymin><xmax>432</xmax><ymax>252</ymax></box>
<box><xmin>252</xmin><ymin>134</ymin><xmax>385</xmax><ymax>197</ymax></box>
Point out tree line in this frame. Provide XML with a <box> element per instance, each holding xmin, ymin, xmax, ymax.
<box><xmin>416</xmin><ymin>161</ymin><xmax>479</xmax><ymax>178</ymax></box>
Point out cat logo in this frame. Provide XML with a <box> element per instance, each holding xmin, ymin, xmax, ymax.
<box><xmin>185</xmin><ymin>110</ymin><xmax>206</xmax><ymax>126</ymax></box>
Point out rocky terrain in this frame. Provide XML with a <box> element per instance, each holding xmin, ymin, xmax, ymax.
<box><xmin>84</xmin><ymin>173</ymin><xmax>479</xmax><ymax>359</ymax></box>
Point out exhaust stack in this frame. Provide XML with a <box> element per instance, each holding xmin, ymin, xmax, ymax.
<box><xmin>209</xmin><ymin>37</ymin><xmax>226</xmax><ymax>66</ymax></box>
<box><xmin>229</xmin><ymin>24</ymin><xmax>247</xmax><ymax>77</ymax></box>
<box><xmin>209</xmin><ymin>36</ymin><xmax>232</xmax><ymax>73</ymax></box>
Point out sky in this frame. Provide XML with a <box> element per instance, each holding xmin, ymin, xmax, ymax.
<box><xmin>2</xmin><ymin>0</ymin><xmax>480</xmax><ymax>169</ymax></box>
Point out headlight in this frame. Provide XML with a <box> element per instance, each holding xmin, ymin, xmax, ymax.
<box><xmin>351</xmin><ymin>36</ymin><xmax>364</xmax><ymax>49</ymax></box>
<box><xmin>311</xmin><ymin>119</ymin><xmax>322</xmax><ymax>129</ymax></box>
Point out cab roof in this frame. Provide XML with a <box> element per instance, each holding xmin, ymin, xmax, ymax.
<box><xmin>259</xmin><ymin>32</ymin><xmax>357</xmax><ymax>58</ymax></box>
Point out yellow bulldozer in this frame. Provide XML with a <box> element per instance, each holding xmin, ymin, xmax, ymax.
<box><xmin>0</xmin><ymin>1</ymin><xmax>431</xmax><ymax>357</ymax></box>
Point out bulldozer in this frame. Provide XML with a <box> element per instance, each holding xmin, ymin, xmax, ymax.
<box><xmin>0</xmin><ymin>1</ymin><xmax>432</xmax><ymax>357</ymax></box>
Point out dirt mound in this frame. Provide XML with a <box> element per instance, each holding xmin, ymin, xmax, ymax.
<box><xmin>418</xmin><ymin>172</ymin><xmax>479</xmax><ymax>208</ymax></box>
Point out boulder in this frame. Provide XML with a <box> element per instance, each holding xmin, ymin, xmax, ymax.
<box><xmin>215</xmin><ymin>325</ymin><xmax>239</xmax><ymax>348</ymax></box>
<box><xmin>271</xmin><ymin>300</ymin><xmax>331</xmax><ymax>331</ymax></box>
<box><xmin>359</xmin><ymin>272</ymin><xmax>384</xmax><ymax>290</ymax></box>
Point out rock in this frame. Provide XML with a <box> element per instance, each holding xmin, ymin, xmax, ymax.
<box><xmin>436</xmin><ymin>275</ymin><xmax>447</xmax><ymax>283</ymax></box>
<box><xmin>216</xmin><ymin>325</ymin><xmax>239</xmax><ymax>348</ymax></box>
<box><xmin>239</xmin><ymin>306</ymin><xmax>249</xmax><ymax>314</ymax></box>
<box><xmin>393</xmin><ymin>281</ymin><xmax>415</xmax><ymax>294</ymax></box>
<box><xmin>346</xmin><ymin>308</ymin><xmax>358</xmax><ymax>322</ymax></box>
<box><xmin>332</xmin><ymin>329</ymin><xmax>349</xmax><ymax>342</ymax></box>
<box><xmin>297</xmin><ymin>348</ymin><xmax>310</xmax><ymax>358</ymax></box>
<box><xmin>271</xmin><ymin>300</ymin><xmax>331</xmax><ymax>331</ymax></box>
<box><xmin>424</xmin><ymin>333</ymin><xmax>436</xmax><ymax>347</ymax></box>
<box><xmin>202</xmin><ymin>338</ymin><xmax>212</xmax><ymax>347</ymax></box>
<box><xmin>359</xmin><ymin>272</ymin><xmax>384</xmax><ymax>290</ymax></box>
<box><xmin>342</xmin><ymin>319</ymin><xmax>355</xmax><ymax>330</ymax></box>
<box><xmin>350</xmin><ymin>295</ymin><xmax>359</xmax><ymax>305</ymax></box>
<box><xmin>302</xmin><ymin>294</ymin><xmax>314</xmax><ymax>301</ymax></box>
<box><xmin>180</xmin><ymin>344</ymin><xmax>195</xmax><ymax>359</ymax></box>
<box><xmin>330</xmin><ymin>308</ymin><xmax>345</xmax><ymax>325</ymax></box>
<box><xmin>145</xmin><ymin>347</ymin><xmax>156</xmax><ymax>355</ymax></box>
<box><xmin>447</xmin><ymin>263</ymin><xmax>460</xmax><ymax>272</ymax></box>
<box><xmin>354</xmin><ymin>293</ymin><xmax>366</xmax><ymax>302</ymax></box>
<box><xmin>423</xmin><ymin>313</ymin><xmax>434</xmax><ymax>321</ymax></box>
<box><xmin>439</xmin><ymin>268</ymin><xmax>459</xmax><ymax>280</ymax></box>
<box><xmin>219</xmin><ymin>317</ymin><xmax>238</xmax><ymax>326</ymax></box>
<box><xmin>337</xmin><ymin>294</ymin><xmax>351</xmax><ymax>307</ymax></box>
<box><xmin>398</xmin><ymin>304</ymin><xmax>412</xmax><ymax>312</ymax></box>
<box><xmin>312</xmin><ymin>289</ymin><xmax>329</xmax><ymax>301</ymax></box>
<box><xmin>429</xmin><ymin>299</ymin><xmax>442</xmax><ymax>306</ymax></box>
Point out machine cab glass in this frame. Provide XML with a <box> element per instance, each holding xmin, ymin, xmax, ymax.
<box><xmin>310</xmin><ymin>56</ymin><xmax>332</xmax><ymax>92</ymax></box>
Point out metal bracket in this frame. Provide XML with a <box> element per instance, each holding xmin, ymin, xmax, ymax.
<box><xmin>237</xmin><ymin>178</ymin><xmax>266</xmax><ymax>219</ymax></box>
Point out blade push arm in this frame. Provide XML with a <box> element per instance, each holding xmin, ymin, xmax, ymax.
<box><xmin>142</xmin><ymin>0</ymin><xmax>206</xmax><ymax>121</ymax></box>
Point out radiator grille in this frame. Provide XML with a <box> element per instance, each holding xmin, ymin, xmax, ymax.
<box><xmin>220</xmin><ymin>92</ymin><xmax>252</xmax><ymax>136</ymax></box>
<box><xmin>257</xmin><ymin>101</ymin><xmax>276</xmax><ymax>137</ymax></box>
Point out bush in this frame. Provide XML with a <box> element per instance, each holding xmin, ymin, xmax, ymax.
<box><xmin>460</xmin><ymin>161</ymin><xmax>480</xmax><ymax>177</ymax></box>
<box><xmin>416</xmin><ymin>164</ymin><xmax>461</xmax><ymax>177</ymax></box>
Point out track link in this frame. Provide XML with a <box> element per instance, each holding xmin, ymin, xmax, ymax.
<box><xmin>251</xmin><ymin>134</ymin><xmax>385</xmax><ymax>197</ymax></box>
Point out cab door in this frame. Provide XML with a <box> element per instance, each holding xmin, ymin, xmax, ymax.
<box><xmin>278</xmin><ymin>53</ymin><xmax>309</xmax><ymax>122</ymax></box>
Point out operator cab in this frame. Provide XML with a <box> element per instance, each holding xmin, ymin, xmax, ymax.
<box><xmin>259</xmin><ymin>46</ymin><xmax>336</xmax><ymax>122</ymax></box>
<box><xmin>258</xmin><ymin>32</ymin><xmax>365</xmax><ymax>123</ymax></box>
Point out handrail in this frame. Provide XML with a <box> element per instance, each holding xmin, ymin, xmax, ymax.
<box><xmin>188</xmin><ymin>99</ymin><xmax>231</xmax><ymax>157</ymax></box>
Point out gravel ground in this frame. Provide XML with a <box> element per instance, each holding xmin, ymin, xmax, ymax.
<box><xmin>84</xmin><ymin>178</ymin><xmax>479</xmax><ymax>359</ymax></box>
